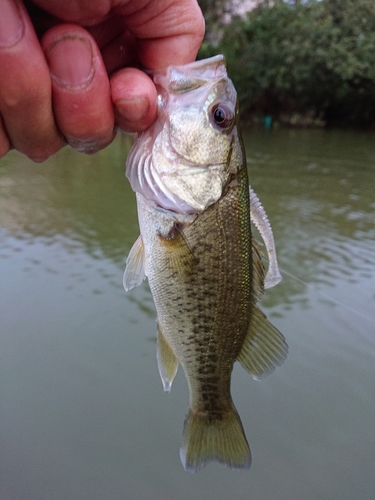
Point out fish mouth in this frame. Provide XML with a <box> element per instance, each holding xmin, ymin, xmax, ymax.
<box><xmin>153</xmin><ymin>55</ymin><xmax>227</xmax><ymax>96</ymax></box>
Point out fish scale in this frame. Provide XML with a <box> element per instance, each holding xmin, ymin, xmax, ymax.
<box><xmin>176</xmin><ymin>170</ymin><xmax>252</xmax><ymax>409</ymax></box>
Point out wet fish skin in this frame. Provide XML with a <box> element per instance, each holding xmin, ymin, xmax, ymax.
<box><xmin>124</xmin><ymin>55</ymin><xmax>288</xmax><ymax>473</ymax></box>
<box><xmin>136</xmin><ymin>167</ymin><xmax>253</xmax><ymax>472</ymax></box>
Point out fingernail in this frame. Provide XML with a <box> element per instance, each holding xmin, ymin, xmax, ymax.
<box><xmin>0</xmin><ymin>0</ymin><xmax>24</xmax><ymax>48</ymax></box>
<box><xmin>116</xmin><ymin>97</ymin><xmax>150</xmax><ymax>123</ymax></box>
<box><xmin>65</xmin><ymin>134</ymin><xmax>114</xmax><ymax>154</ymax></box>
<box><xmin>46</xmin><ymin>35</ymin><xmax>94</xmax><ymax>90</ymax></box>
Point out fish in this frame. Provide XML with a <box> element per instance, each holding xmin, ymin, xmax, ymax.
<box><xmin>123</xmin><ymin>55</ymin><xmax>288</xmax><ymax>473</ymax></box>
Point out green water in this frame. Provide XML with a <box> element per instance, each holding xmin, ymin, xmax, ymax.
<box><xmin>1</xmin><ymin>129</ymin><xmax>374</xmax><ymax>499</ymax></box>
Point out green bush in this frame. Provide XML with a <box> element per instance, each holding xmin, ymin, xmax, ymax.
<box><xmin>199</xmin><ymin>0</ymin><xmax>375</xmax><ymax>126</ymax></box>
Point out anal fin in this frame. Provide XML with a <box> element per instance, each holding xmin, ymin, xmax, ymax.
<box><xmin>238</xmin><ymin>305</ymin><xmax>288</xmax><ymax>380</ymax></box>
<box><xmin>157</xmin><ymin>323</ymin><xmax>179</xmax><ymax>392</ymax></box>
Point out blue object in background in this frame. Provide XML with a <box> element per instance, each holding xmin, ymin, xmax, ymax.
<box><xmin>264</xmin><ymin>115</ymin><xmax>273</xmax><ymax>129</ymax></box>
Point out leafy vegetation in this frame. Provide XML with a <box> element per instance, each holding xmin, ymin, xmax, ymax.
<box><xmin>198</xmin><ymin>0</ymin><xmax>375</xmax><ymax>126</ymax></box>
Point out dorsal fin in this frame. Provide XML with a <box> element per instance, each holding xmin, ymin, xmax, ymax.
<box><xmin>251</xmin><ymin>236</ymin><xmax>266</xmax><ymax>303</ymax></box>
<box><xmin>249</xmin><ymin>187</ymin><xmax>282</xmax><ymax>288</ymax></box>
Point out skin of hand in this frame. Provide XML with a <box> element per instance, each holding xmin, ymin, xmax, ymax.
<box><xmin>0</xmin><ymin>0</ymin><xmax>205</xmax><ymax>161</ymax></box>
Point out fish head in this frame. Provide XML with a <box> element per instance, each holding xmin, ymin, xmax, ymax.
<box><xmin>157</xmin><ymin>56</ymin><xmax>240</xmax><ymax>168</ymax></box>
<box><xmin>126</xmin><ymin>55</ymin><xmax>244</xmax><ymax>214</ymax></box>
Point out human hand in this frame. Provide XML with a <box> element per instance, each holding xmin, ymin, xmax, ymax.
<box><xmin>0</xmin><ymin>0</ymin><xmax>205</xmax><ymax>161</ymax></box>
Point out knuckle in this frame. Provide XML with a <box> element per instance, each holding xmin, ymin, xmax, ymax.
<box><xmin>65</xmin><ymin>130</ymin><xmax>114</xmax><ymax>154</ymax></box>
<box><xmin>0</xmin><ymin>126</ymin><xmax>11</xmax><ymax>159</ymax></box>
<box><xmin>0</xmin><ymin>142</ymin><xmax>11</xmax><ymax>159</ymax></box>
<box><xmin>21</xmin><ymin>136</ymin><xmax>65</xmax><ymax>162</ymax></box>
<box><xmin>0</xmin><ymin>80</ymin><xmax>48</xmax><ymax>113</ymax></box>
<box><xmin>27</xmin><ymin>151</ymin><xmax>54</xmax><ymax>163</ymax></box>
<box><xmin>26</xmin><ymin>144</ymin><xmax>63</xmax><ymax>163</ymax></box>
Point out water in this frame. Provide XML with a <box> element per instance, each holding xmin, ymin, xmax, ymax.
<box><xmin>0</xmin><ymin>129</ymin><xmax>374</xmax><ymax>499</ymax></box>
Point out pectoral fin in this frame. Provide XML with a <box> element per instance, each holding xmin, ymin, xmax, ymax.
<box><xmin>157</xmin><ymin>323</ymin><xmax>179</xmax><ymax>392</ymax></box>
<box><xmin>123</xmin><ymin>235</ymin><xmax>146</xmax><ymax>291</ymax></box>
<box><xmin>238</xmin><ymin>306</ymin><xmax>288</xmax><ymax>380</ymax></box>
<box><xmin>159</xmin><ymin>224</ymin><xmax>198</xmax><ymax>275</ymax></box>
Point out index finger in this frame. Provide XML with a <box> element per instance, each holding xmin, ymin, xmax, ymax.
<box><xmin>117</xmin><ymin>0</ymin><xmax>205</xmax><ymax>69</ymax></box>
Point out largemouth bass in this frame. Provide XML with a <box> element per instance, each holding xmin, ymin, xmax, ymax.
<box><xmin>124</xmin><ymin>55</ymin><xmax>288</xmax><ymax>473</ymax></box>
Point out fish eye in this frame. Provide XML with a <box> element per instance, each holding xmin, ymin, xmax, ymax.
<box><xmin>210</xmin><ymin>103</ymin><xmax>235</xmax><ymax>130</ymax></box>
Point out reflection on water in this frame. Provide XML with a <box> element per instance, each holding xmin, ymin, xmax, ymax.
<box><xmin>245</xmin><ymin>129</ymin><xmax>375</xmax><ymax>317</ymax></box>
<box><xmin>0</xmin><ymin>134</ymin><xmax>137</xmax><ymax>265</ymax></box>
<box><xmin>1</xmin><ymin>130</ymin><xmax>375</xmax><ymax>499</ymax></box>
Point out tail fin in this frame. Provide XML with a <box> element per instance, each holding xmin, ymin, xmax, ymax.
<box><xmin>180</xmin><ymin>404</ymin><xmax>251</xmax><ymax>473</ymax></box>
